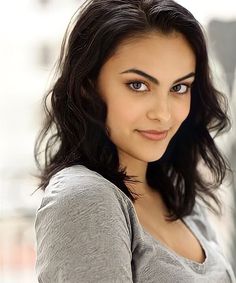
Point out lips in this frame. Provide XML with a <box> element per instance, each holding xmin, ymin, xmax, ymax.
<box><xmin>139</xmin><ymin>130</ymin><xmax>168</xmax><ymax>134</ymax></box>
<box><xmin>137</xmin><ymin>129</ymin><xmax>168</xmax><ymax>141</ymax></box>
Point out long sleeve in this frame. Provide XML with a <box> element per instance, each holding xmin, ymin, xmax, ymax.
<box><xmin>34</xmin><ymin>174</ymin><xmax>133</xmax><ymax>283</ymax></box>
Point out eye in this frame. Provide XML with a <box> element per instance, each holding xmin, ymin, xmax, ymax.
<box><xmin>126</xmin><ymin>80</ymin><xmax>149</xmax><ymax>92</ymax></box>
<box><xmin>171</xmin><ymin>83</ymin><xmax>191</xmax><ymax>95</ymax></box>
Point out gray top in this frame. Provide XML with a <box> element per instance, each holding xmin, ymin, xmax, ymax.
<box><xmin>34</xmin><ymin>164</ymin><xmax>236</xmax><ymax>282</ymax></box>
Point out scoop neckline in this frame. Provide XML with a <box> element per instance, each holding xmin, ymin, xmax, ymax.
<box><xmin>142</xmin><ymin>216</ymin><xmax>208</xmax><ymax>266</ymax></box>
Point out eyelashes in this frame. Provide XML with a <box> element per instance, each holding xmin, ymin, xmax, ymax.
<box><xmin>170</xmin><ymin>83</ymin><xmax>192</xmax><ymax>94</ymax></box>
<box><xmin>125</xmin><ymin>80</ymin><xmax>193</xmax><ymax>95</ymax></box>
<box><xmin>125</xmin><ymin>80</ymin><xmax>149</xmax><ymax>92</ymax></box>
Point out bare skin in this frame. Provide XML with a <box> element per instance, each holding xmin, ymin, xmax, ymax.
<box><xmin>132</xmin><ymin>188</ymin><xmax>206</xmax><ymax>263</ymax></box>
<box><xmin>97</xmin><ymin>31</ymin><xmax>205</xmax><ymax>263</ymax></box>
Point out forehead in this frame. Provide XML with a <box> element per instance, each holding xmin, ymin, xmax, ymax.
<box><xmin>101</xmin><ymin>31</ymin><xmax>196</xmax><ymax>80</ymax></box>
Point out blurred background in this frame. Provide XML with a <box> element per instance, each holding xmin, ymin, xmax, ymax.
<box><xmin>0</xmin><ymin>0</ymin><xmax>235</xmax><ymax>282</ymax></box>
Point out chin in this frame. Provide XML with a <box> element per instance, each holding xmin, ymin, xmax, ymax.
<box><xmin>148</xmin><ymin>156</ymin><xmax>164</xmax><ymax>162</ymax></box>
<box><xmin>143</xmin><ymin>151</ymin><xmax>166</xmax><ymax>163</ymax></box>
<box><xmin>144</xmin><ymin>145</ymin><xmax>169</xmax><ymax>162</ymax></box>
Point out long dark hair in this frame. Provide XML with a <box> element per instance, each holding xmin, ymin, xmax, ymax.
<box><xmin>34</xmin><ymin>0</ymin><xmax>232</xmax><ymax>221</ymax></box>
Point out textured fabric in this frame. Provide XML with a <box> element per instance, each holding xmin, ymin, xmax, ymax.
<box><xmin>34</xmin><ymin>165</ymin><xmax>236</xmax><ymax>282</ymax></box>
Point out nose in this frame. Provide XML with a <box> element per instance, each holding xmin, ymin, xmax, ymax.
<box><xmin>146</xmin><ymin>94</ymin><xmax>171</xmax><ymax>123</ymax></box>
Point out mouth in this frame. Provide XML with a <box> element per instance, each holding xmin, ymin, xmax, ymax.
<box><xmin>137</xmin><ymin>129</ymin><xmax>169</xmax><ymax>141</ymax></box>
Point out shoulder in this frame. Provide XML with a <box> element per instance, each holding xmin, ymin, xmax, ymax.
<box><xmin>42</xmin><ymin>164</ymin><xmax>130</xmax><ymax>206</ymax></box>
<box><xmin>35</xmin><ymin>164</ymin><xmax>133</xmax><ymax>229</ymax></box>
<box><xmin>35</xmin><ymin>165</ymin><xmax>133</xmax><ymax>281</ymax></box>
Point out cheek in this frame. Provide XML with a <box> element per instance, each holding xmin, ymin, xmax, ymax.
<box><xmin>172</xmin><ymin>97</ymin><xmax>191</xmax><ymax>123</ymax></box>
<box><xmin>105</xmin><ymin>97</ymin><xmax>140</xmax><ymax>130</ymax></box>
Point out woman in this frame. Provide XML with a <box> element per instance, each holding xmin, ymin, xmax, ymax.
<box><xmin>34</xmin><ymin>0</ymin><xmax>236</xmax><ymax>282</ymax></box>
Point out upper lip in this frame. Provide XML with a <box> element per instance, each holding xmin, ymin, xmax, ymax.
<box><xmin>138</xmin><ymin>129</ymin><xmax>169</xmax><ymax>134</ymax></box>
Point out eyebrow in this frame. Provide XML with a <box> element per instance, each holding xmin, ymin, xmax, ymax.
<box><xmin>120</xmin><ymin>68</ymin><xmax>195</xmax><ymax>85</ymax></box>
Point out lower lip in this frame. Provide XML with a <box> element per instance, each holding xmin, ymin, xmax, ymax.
<box><xmin>137</xmin><ymin>130</ymin><xmax>168</xmax><ymax>141</ymax></box>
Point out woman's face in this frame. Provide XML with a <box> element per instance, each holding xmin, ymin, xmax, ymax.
<box><xmin>97</xmin><ymin>31</ymin><xmax>196</xmax><ymax>168</ymax></box>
